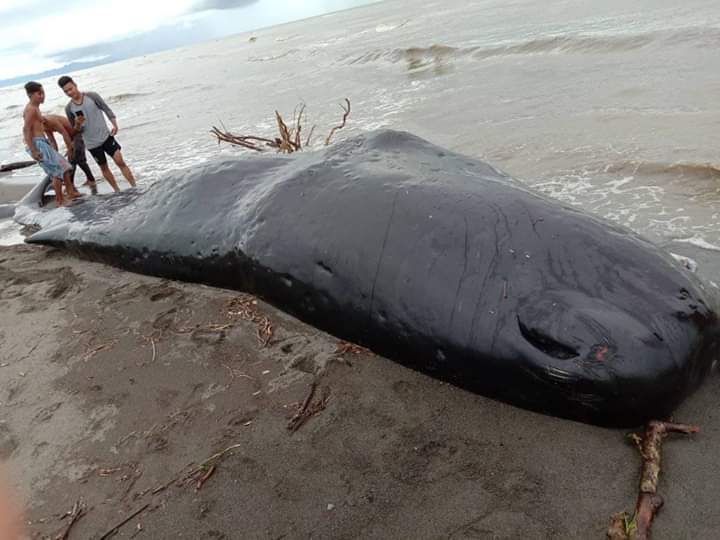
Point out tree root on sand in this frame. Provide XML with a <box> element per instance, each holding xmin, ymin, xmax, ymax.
<box><xmin>608</xmin><ymin>420</ymin><xmax>699</xmax><ymax>540</ymax></box>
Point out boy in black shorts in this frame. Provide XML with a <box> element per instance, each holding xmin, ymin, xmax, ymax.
<box><xmin>58</xmin><ymin>75</ymin><xmax>136</xmax><ymax>192</ymax></box>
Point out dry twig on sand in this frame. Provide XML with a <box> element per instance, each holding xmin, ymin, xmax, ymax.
<box><xmin>287</xmin><ymin>382</ymin><xmax>331</xmax><ymax>433</ymax></box>
<box><xmin>225</xmin><ymin>296</ymin><xmax>274</xmax><ymax>347</ymax></box>
<box><xmin>56</xmin><ymin>499</ymin><xmax>86</xmax><ymax>540</ymax></box>
<box><xmin>183</xmin><ymin>443</ymin><xmax>244</xmax><ymax>492</ymax></box>
<box><xmin>98</xmin><ymin>504</ymin><xmax>150</xmax><ymax>540</ymax></box>
<box><xmin>194</xmin><ymin>464</ymin><xmax>216</xmax><ymax>492</ymax></box>
<box><xmin>149</xmin><ymin>444</ymin><xmax>243</xmax><ymax>499</ymax></box>
<box><xmin>608</xmin><ymin>420</ymin><xmax>700</xmax><ymax>540</ymax></box>
<box><xmin>211</xmin><ymin>98</ymin><xmax>350</xmax><ymax>153</ymax></box>
<box><xmin>333</xmin><ymin>340</ymin><xmax>368</xmax><ymax>358</ymax></box>
<box><xmin>83</xmin><ymin>341</ymin><xmax>117</xmax><ymax>361</ymax></box>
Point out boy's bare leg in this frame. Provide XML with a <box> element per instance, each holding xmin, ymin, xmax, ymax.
<box><xmin>52</xmin><ymin>177</ymin><xmax>65</xmax><ymax>207</ymax></box>
<box><xmin>73</xmin><ymin>162</ymin><xmax>98</xmax><ymax>194</ymax></box>
<box><xmin>112</xmin><ymin>150</ymin><xmax>136</xmax><ymax>187</ymax></box>
<box><xmin>99</xmin><ymin>163</ymin><xmax>120</xmax><ymax>192</ymax></box>
<box><xmin>63</xmin><ymin>170</ymin><xmax>79</xmax><ymax>199</ymax></box>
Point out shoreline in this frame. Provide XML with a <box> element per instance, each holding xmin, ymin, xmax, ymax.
<box><xmin>1</xmin><ymin>244</ymin><xmax>718</xmax><ymax>539</ymax></box>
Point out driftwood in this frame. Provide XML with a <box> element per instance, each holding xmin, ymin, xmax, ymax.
<box><xmin>224</xmin><ymin>296</ymin><xmax>273</xmax><ymax>347</ymax></box>
<box><xmin>287</xmin><ymin>382</ymin><xmax>331</xmax><ymax>433</ymax></box>
<box><xmin>56</xmin><ymin>500</ymin><xmax>86</xmax><ymax>540</ymax></box>
<box><xmin>211</xmin><ymin>99</ymin><xmax>351</xmax><ymax>154</ymax></box>
<box><xmin>608</xmin><ymin>420</ymin><xmax>700</xmax><ymax>540</ymax></box>
<box><xmin>98</xmin><ymin>503</ymin><xmax>150</xmax><ymax>540</ymax></box>
<box><xmin>333</xmin><ymin>340</ymin><xmax>368</xmax><ymax>358</ymax></box>
<box><xmin>183</xmin><ymin>443</ymin><xmax>243</xmax><ymax>493</ymax></box>
<box><xmin>324</xmin><ymin>99</ymin><xmax>351</xmax><ymax>146</ymax></box>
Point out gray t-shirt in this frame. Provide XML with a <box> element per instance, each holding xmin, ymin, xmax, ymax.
<box><xmin>65</xmin><ymin>92</ymin><xmax>116</xmax><ymax>150</ymax></box>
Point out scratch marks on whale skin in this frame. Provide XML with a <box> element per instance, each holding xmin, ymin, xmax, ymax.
<box><xmin>368</xmin><ymin>191</ymin><xmax>400</xmax><ymax>325</ymax></box>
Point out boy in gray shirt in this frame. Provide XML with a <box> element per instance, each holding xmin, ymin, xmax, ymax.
<box><xmin>58</xmin><ymin>76</ymin><xmax>136</xmax><ymax>192</ymax></box>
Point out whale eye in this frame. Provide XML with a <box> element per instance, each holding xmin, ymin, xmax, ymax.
<box><xmin>517</xmin><ymin>317</ymin><xmax>579</xmax><ymax>360</ymax></box>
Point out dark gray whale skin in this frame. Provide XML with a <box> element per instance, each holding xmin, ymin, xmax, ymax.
<box><xmin>22</xmin><ymin>130</ymin><xmax>720</xmax><ymax>427</ymax></box>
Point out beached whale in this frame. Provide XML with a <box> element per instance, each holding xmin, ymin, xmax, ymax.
<box><xmin>15</xmin><ymin>130</ymin><xmax>720</xmax><ymax>426</ymax></box>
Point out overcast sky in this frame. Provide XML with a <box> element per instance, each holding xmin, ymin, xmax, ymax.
<box><xmin>0</xmin><ymin>0</ymin><xmax>377</xmax><ymax>81</ymax></box>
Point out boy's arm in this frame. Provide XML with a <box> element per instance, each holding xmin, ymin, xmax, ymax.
<box><xmin>57</xmin><ymin>123</ymin><xmax>74</xmax><ymax>158</ymax></box>
<box><xmin>23</xmin><ymin>108</ymin><xmax>42</xmax><ymax>161</ymax></box>
<box><xmin>87</xmin><ymin>91</ymin><xmax>118</xmax><ymax>134</ymax></box>
<box><xmin>45</xmin><ymin>128</ymin><xmax>58</xmax><ymax>151</ymax></box>
<box><xmin>65</xmin><ymin>103</ymin><xmax>76</xmax><ymax>127</ymax></box>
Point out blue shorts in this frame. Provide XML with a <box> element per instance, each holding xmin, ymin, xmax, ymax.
<box><xmin>27</xmin><ymin>137</ymin><xmax>70</xmax><ymax>179</ymax></box>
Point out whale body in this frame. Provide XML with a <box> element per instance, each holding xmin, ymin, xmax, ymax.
<box><xmin>16</xmin><ymin>130</ymin><xmax>720</xmax><ymax>427</ymax></box>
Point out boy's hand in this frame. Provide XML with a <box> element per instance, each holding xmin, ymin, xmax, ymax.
<box><xmin>31</xmin><ymin>148</ymin><xmax>42</xmax><ymax>161</ymax></box>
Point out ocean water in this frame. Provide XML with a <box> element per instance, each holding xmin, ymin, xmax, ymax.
<box><xmin>1</xmin><ymin>0</ymin><xmax>720</xmax><ymax>264</ymax></box>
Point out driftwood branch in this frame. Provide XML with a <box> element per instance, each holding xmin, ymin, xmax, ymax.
<box><xmin>56</xmin><ymin>499</ymin><xmax>86</xmax><ymax>540</ymax></box>
<box><xmin>333</xmin><ymin>341</ymin><xmax>368</xmax><ymax>358</ymax></box>
<box><xmin>212</xmin><ymin>99</ymin><xmax>351</xmax><ymax>154</ymax></box>
<box><xmin>305</xmin><ymin>124</ymin><xmax>316</xmax><ymax>147</ymax></box>
<box><xmin>287</xmin><ymin>382</ymin><xmax>331</xmax><ymax>433</ymax></box>
<box><xmin>608</xmin><ymin>420</ymin><xmax>700</xmax><ymax>540</ymax></box>
<box><xmin>324</xmin><ymin>98</ymin><xmax>351</xmax><ymax>146</ymax></box>
<box><xmin>210</xmin><ymin>127</ymin><xmax>275</xmax><ymax>152</ymax></box>
<box><xmin>98</xmin><ymin>503</ymin><xmax>150</xmax><ymax>540</ymax></box>
<box><xmin>225</xmin><ymin>296</ymin><xmax>273</xmax><ymax>347</ymax></box>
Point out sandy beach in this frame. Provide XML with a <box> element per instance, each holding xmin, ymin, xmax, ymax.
<box><xmin>0</xmin><ymin>243</ymin><xmax>717</xmax><ymax>539</ymax></box>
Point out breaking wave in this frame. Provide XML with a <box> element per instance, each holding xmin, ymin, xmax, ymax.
<box><xmin>604</xmin><ymin>161</ymin><xmax>720</xmax><ymax>181</ymax></box>
<box><xmin>342</xmin><ymin>25</ymin><xmax>720</xmax><ymax>66</ymax></box>
<box><xmin>248</xmin><ymin>49</ymin><xmax>299</xmax><ymax>62</ymax></box>
<box><xmin>105</xmin><ymin>92</ymin><xmax>153</xmax><ymax>104</ymax></box>
<box><xmin>674</xmin><ymin>236</ymin><xmax>720</xmax><ymax>252</ymax></box>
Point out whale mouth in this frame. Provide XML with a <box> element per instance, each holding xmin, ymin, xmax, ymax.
<box><xmin>514</xmin><ymin>289</ymin><xmax>663</xmax><ymax>366</ymax></box>
<box><xmin>517</xmin><ymin>317</ymin><xmax>579</xmax><ymax>360</ymax></box>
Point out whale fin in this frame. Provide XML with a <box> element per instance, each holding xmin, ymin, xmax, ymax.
<box><xmin>26</xmin><ymin>224</ymin><xmax>71</xmax><ymax>246</ymax></box>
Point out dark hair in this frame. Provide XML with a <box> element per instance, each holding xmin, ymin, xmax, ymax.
<box><xmin>57</xmin><ymin>75</ymin><xmax>74</xmax><ymax>88</ymax></box>
<box><xmin>24</xmin><ymin>81</ymin><xmax>42</xmax><ymax>95</ymax></box>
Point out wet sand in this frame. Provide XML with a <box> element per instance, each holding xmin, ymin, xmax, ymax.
<box><xmin>1</xmin><ymin>244</ymin><xmax>719</xmax><ymax>539</ymax></box>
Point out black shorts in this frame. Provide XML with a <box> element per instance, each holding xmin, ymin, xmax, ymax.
<box><xmin>89</xmin><ymin>136</ymin><xmax>122</xmax><ymax>166</ymax></box>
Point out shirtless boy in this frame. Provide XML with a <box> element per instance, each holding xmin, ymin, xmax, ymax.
<box><xmin>43</xmin><ymin>114</ymin><xmax>98</xmax><ymax>195</ymax></box>
<box><xmin>22</xmin><ymin>82</ymin><xmax>79</xmax><ymax>207</ymax></box>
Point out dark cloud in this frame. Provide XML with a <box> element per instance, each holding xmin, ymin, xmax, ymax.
<box><xmin>191</xmin><ymin>0</ymin><xmax>259</xmax><ymax>13</ymax></box>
